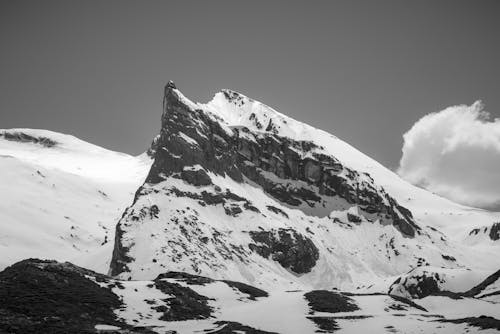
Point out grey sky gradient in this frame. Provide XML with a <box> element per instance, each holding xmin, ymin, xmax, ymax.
<box><xmin>1</xmin><ymin>0</ymin><xmax>499</xmax><ymax>169</ymax></box>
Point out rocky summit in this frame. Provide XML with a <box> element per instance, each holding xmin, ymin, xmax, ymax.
<box><xmin>109</xmin><ymin>83</ymin><xmax>437</xmax><ymax>286</ymax></box>
<box><xmin>108</xmin><ymin>82</ymin><xmax>497</xmax><ymax>293</ymax></box>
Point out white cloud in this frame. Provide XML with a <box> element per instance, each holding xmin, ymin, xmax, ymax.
<box><xmin>398</xmin><ymin>101</ymin><xmax>500</xmax><ymax>210</ymax></box>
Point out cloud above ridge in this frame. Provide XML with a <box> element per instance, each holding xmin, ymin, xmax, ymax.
<box><xmin>398</xmin><ymin>101</ymin><xmax>500</xmax><ymax>210</ymax></box>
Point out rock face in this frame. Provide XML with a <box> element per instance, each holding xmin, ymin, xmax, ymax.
<box><xmin>143</xmin><ymin>83</ymin><xmax>418</xmax><ymax>236</ymax></box>
<box><xmin>388</xmin><ymin>267</ymin><xmax>481</xmax><ymax>299</ymax></box>
<box><xmin>389</xmin><ymin>266</ymin><xmax>500</xmax><ymax>301</ymax></box>
<box><xmin>110</xmin><ymin>82</ymin><xmax>453</xmax><ymax>288</ymax></box>
<box><xmin>248</xmin><ymin>228</ymin><xmax>319</xmax><ymax>274</ymax></box>
<box><xmin>489</xmin><ymin>222</ymin><xmax>500</xmax><ymax>241</ymax></box>
<box><xmin>0</xmin><ymin>259</ymin><xmax>135</xmax><ymax>333</ymax></box>
<box><xmin>304</xmin><ymin>290</ymin><xmax>359</xmax><ymax>313</ymax></box>
<box><xmin>389</xmin><ymin>271</ymin><xmax>443</xmax><ymax>299</ymax></box>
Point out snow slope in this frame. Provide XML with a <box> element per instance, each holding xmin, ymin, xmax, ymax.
<box><xmin>0</xmin><ymin>129</ymin><xmax>151</xmax><ymax>271</ymax></box>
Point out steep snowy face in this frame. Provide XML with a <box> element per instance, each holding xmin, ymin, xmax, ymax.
<box><xmin>0</xmin><ymin>129</ymin><xmax>151</xmax><ymax>272</ymax></box>
<box><xmin>110</xmin><ymin>82</ymin><xmax>464</xmax><ymax>288</ymax></box>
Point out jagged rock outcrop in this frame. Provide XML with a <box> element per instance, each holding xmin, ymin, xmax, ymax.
<box><xmin>389</xmin><ymin>270</ymin><xmax>444</xmax><ymax>299</ymax></box>
<box><xmin>0</xmin><ymin>130</ymin><xmax>57</xmax><ymax>147</ymax></box>
<box><xmin>144</xmin><ymin>82</ymin><xmax>418</xmax><ymax>235</ymax></box>
<box><xmin>0</xmin><ymin>259</ymin><xmax>144</xmax><ymax>333</ymax></box>
<box><xmin>146</xmin><ymin>134</ymin><xmax>160</xmax><ymax>157</ymax></box>
<box><xmin>489</xmin><ymin>222</ymin><xmax>500</xmax><ymax>241</ymax></box>
<box><xmin>248</xmin><ymin>228</ymin><xmax>319</xmax><ymax>274</ymax></box>
<box><xmin>388</xmin><ymin>267</ymin><xmax>486</xmax><ymax>299</ymax></box>
<box><xmin>468</xmin><ymin>222</ymin><xmax>500</xmax><ymax>241</ymax></box>
<box><xmin>0</xmin><ymin>259</ymin><xmax>273</xmax><ymax>333</ymax></box>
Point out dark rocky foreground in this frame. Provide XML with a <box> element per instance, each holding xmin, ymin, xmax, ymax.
<box><xmin>0</xmin><ymin>259</ymin><xmax>139</xmax><ymax>334</ymax></box>
<box><xmin>0</xmin><ymin>259</ymin><xmax>270</xmax><ymax>334</ymax></box>
<box><xmin>2</xmin><ymin>259</ymin><xmax>499</xmax><ymax>333</ymax></box>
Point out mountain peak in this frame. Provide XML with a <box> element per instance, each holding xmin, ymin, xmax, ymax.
<box><xmin>165</xmin><ymin>80</ymin><xmax>176</xmax><ymax>90</ymax></box>
<box><xmin>110</xmin><ymin>83</ymin><xmax>432</xmax><ymax>284</ymax></box>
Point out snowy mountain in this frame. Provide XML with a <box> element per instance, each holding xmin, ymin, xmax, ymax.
<box><xmin>110</xmin><ymin>82</ymin><xmax>499</xmax><ymax>291</ymax></box>
<box><xmin>0</xmin><ymin>129</ymin><xmax>151</xmax><ymax>272</ymax></box>
<box><xmin>1</xmin><ymin>82</ymin><xmax>500</xmax><ymax>333</ymax></box>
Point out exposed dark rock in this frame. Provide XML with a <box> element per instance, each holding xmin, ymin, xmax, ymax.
<box><xmin>166</xmin><ymin>187</ymin><xmax>259</xmax><ymax>217</ymax></box>
<box><xmin>248</xmin><ymin>228</ymin><xmax>319</xmax><ymax>274</ymax></box>
<box><xmin>180</xmin><ymin>168</ymin><xmax>213</xmax><ymax>186</ymax></box>
<box><xmin>155</xmin><ymin>272</ymin><xmax>268</xmax><ymax>300</ymax></box>
<box><xmin>468</xmin><ymin>222</ymin><xmax>500</xmax><ymax>241</ymax></box>
<box><xmin>435</xmin><ymin>316</ymin><xmax>500</xmax><ymax>331</ymax></box>
<box><xmin>224</xmin><ymin>203</ymin><xmax>243</xmax><ymax>216</ymax></box>
<box><xmin>0</xmin><ymin>259</ymin><xmax>149</xmax><ymax>334</ymax></box>
<box><xmin>306</xmin><ymin>316</ymin><xmax>339</xmax><ymax>333</ymax></box>
<box><xmin>156</xmin><ymin>271</ymin><xmax>215</xmax><ymax>285</ymax></box>
<box><xmin>0</xmin><ymin>131</ymin><xmax>57</xmax><ymax>147</ymax></box>
<box><xmin>146</xmin><ymin>82</ymin><xmax>243</xmax><ymax>184</ymax></box>
<box><xmin>205</xmin><ymin>321</ymin><xmax>278</xmax><ymax>334</ymax></box>
<box><xmin>389</xmin><ymin>273</ymin><xmax>440</xmax><ymax>299</ymax></box>
<box><xmin>144</xmin><ymin>82</ymin><xmax>417</xmax><ymax>236</ymax></box>
<box><xmin>389</xmin><ymin>295</ymin><xmax>428</xmax><ymax>312</ymax></box>
<box><xmin>441</xmin><ymin>254</ymin><xmax>456</xmax><ymax>262</ymax></box>
<box><xmin>266</xmin><ymin>205</ymin><xmax>289</xmax><ymax>218</ymax></box>
<box><xmin>221</xmin><ymin>280</ymin><xmax>269</xmax><ymax>300</ymax></box>
<box><xmin>489</xmin><ymin>222</ymin><xmax>500</xmax><ymax>240</ymax></box>
<box><xmin>304</xmin><ymin>290</ymin><xmax>359</xmax><ymax>314</ymax></box>
<box><xmin>389</xmin><ymin>271</ymin><xmax>463</xmax><ymax>299</ymax></box>
<box><xmin>346</xmin><ymin>212</ymin><xmax>362</xmax><ymax>223</ymax></box>
<box><xmin>153</xmin><ymin>280</ymin><xmax>213</xmax><ymax>321</ymax></box>
<box><xmin>146</xmin><ymin>135</ymin><xmax>160</xmax><ymax>157</ymax></box>
<box><xmin>469</xmin><ymin>228</ymin><xmax>480</xmax><ymax>236</ymax></box>
<box><xmin>110</xmin><ymin>220</ymin><xmax>134</xmax><ymax>276</ymax></box>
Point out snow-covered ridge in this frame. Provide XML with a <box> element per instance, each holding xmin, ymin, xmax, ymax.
<box><xmin>0</xmin><ymin>128</ymin><xmax>152</xmax><ymax>271</ymax></box>
<box><xmin>0</xmin><ymin>128</ymin><xmax>150</xmax><ymax>182</ymax></box>
<box><xmin>206</xmin><ymin>89</ymin><xmax>337</xmax><ymax>142</ymax></box>
<box><xmin>1</xmin><ymin>128</ymin><xmax>122</xmax><ymax>154</ymax></box>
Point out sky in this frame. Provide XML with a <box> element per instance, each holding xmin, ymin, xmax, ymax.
<box><xmin>1</xmin><ymin>0</ymin><xmax>499</xmax><ymax>171</ymax></box>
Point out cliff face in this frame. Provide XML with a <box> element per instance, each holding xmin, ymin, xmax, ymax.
<box><xmin>147</xmin><ymin>82</ymin><xmax>417</xmax><ymax>235</ymax></box>
<box><xmin>110</xmin><ymin>82</ymin><xmax>455</xmax><ymax>288</ymax></box>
